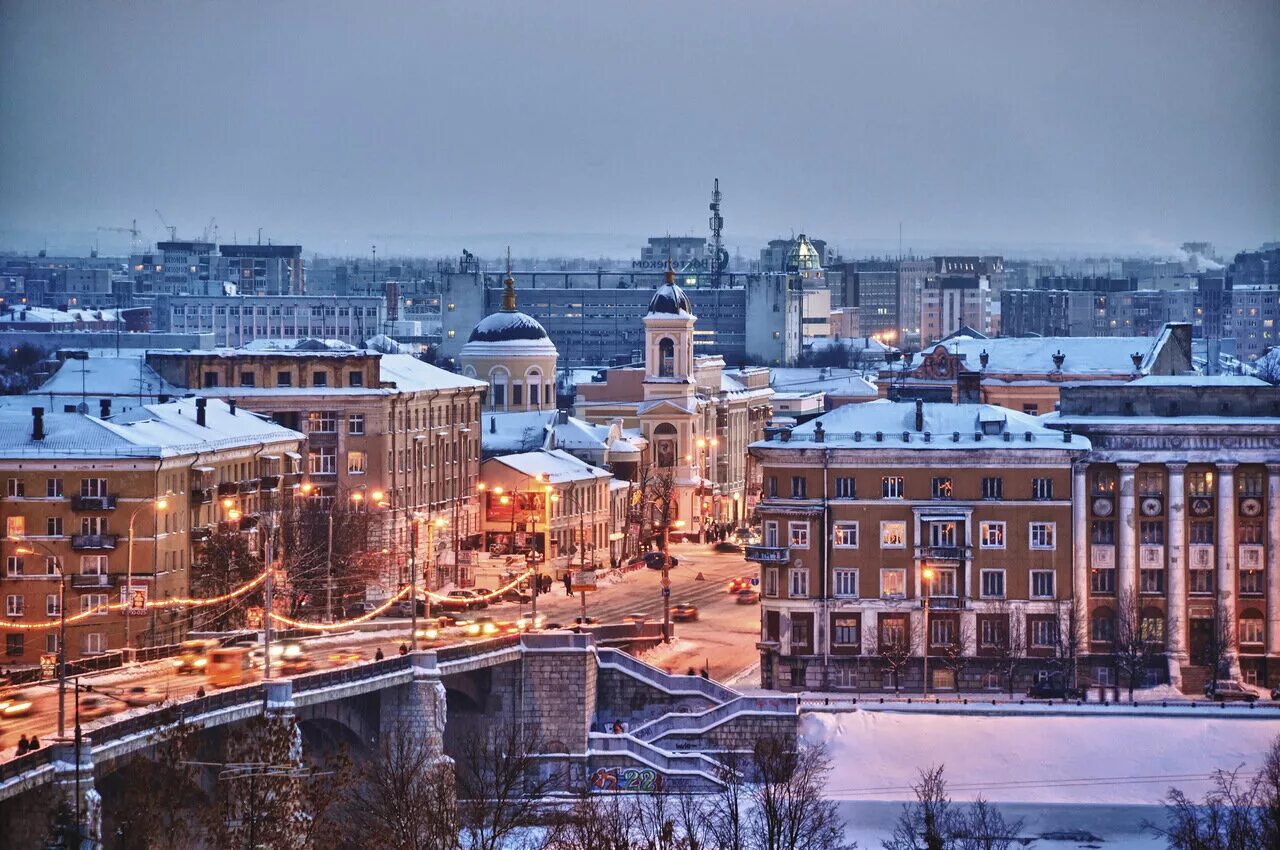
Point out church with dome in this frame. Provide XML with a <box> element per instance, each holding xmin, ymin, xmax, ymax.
<box><xmin>458</xmin><ymin>271</ymin><xmax>558</xmax><ymax>411</ymax></box>
<box><xmin>574</xmin><ymin>266</ymin><xmax>774</xmax><ymax>536</ymax></box>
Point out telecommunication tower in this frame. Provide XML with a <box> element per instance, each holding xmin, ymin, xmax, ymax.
<box><xmin>708</xmin><ymin>178</ymin><xmax>728</xmax><ymax>288</ymax></box>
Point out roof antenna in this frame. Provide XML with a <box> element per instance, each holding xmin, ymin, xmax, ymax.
<box><xmin>501</xmin><ymin>246</ymin><xmax>517</xmax><ymax>311</ymax></box>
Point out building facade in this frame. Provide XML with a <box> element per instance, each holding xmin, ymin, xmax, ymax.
<box><xmin>155</xmin><ymin>294</ymin><xmax>386</xmax><ymax>347</ymax></box>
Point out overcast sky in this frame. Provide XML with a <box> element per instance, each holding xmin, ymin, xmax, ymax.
<box><xmin>2</xmin><ymin>1</ymin><xmax>1277</xmax><ymax>260</ymax></box>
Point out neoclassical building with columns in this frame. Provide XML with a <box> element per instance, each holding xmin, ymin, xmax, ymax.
<box><xmin>1052</xmin><ymin>376</ymin><xmax>1280</xmax><ymax>692</ymax></box>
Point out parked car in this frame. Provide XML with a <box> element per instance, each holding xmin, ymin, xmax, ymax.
<box><xmin>735</xmin><ymin>589</ymin><xmax>761</xmax><ymax>604</ymax></box>
<box><xmin>472</xmin><ymin>588</ymin><xmax>497</xmax><ymax>604</ymax></box>
<box><xmin>346</xmin><ymin>601</ymin><xmax>378</xmax><ymax>618</ymax></box>
<box><xmin>389</xmin><ymin>600</ymin><xmax>426</xmax><ymax>618</ymax></box>
<box><xmin>671</xmin><ymin>602</ymin><xmax>699</xmax><ymax>622</ymax></box>
<box><xmin>1204</xmin><ymin>680</ymin><xmax>1257</xmax><ymax>702</ymax></box>
<box><xmin>501</xmin><ymin>586</ymin><xmax>533</xmax><ymax>604</ymax></box>
<box><xmin>631</xmin><ymin>551</ymin><xmax>678</xmax><ymax>570</ymax></box>
<box><xmin>1027</xmin><ymin>680</ymin><xmax>1083</xmax><ymax>700</ymax></box>
<box><xmin>727</xmin><ymin>576</ymin><xmax>753</xmax><ymax>593</ymax></box>
<box><xmin>713</xmin><ymin>541</ymin><xmax>743</xmax><ymax>554</ymax></box>
<box><xmin>443</xmin><ymin>590</ymin><xmax>485</xmax><ymax>611</ymax></box>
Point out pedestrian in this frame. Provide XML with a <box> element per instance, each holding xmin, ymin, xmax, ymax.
<box><xmin>687</xmin><ymin>666</ymin><xmax>697</xmax><ymax>676</ymax></box>
<box><xmin>563</xmin><ymin>574</ymin><xmax>573</xmax><ymax>596</ymax></box>
<box><xmin>196</xmin><ymin>686</ymin><xmax>206</xmax><ymax>698</ymax></box>
<box><xmin>399</xmin><ymin>643</ymin><xmax>408</xmax><ymax>656</ymax></box>
<box><xmin>543</xmin><ymin>575</ymin><xmax>552</xmax><ymax>594</ymax></box>
<box><xmin>27</xmin><ymin>735</ymin><xmax>39</xmax><ymax>751</ymax></box>
<box><xmin>374</xmin><ymin>647</ymin><xmax>384</xmax><ymax>661</ymax></box>
<box><xmin>16</xmin><ymin>735</ymin><xmax>29</xmax><ymax>756</ymax></box>
<box><xmin>612</xmin><ymin>719</ymin><xmax>623</xmax><ymax>734</ymax></box>
<box><xmin>700</xmin><ymin>666</ymin><xmax>710</xmax><ymax>679</ymax></box>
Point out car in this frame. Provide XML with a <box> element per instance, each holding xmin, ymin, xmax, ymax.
<box><xmin>735</xmin><ymin>589</ymin><xmax>761</xmax><ymax>604</ymax></box>
<box><xmin>389</xmin><ymin>600</ymin><xmax>426</xmax><ymax>618</ymax></box>
<box><xmin>346</xmin><ymin>601</ymin><xmax>378</xmax><ymax>619</ymax></box>
<box><xmin>121</xmin><ymin>685</ymin><xmax>164</xmax><ymax>707</ymax></box>
<box><xmin>277</xmin><ymin>642</ymin><xmax>314</xmax><ymax>675</ymax></box>
<box><xmin>443</xmin><ymin>590</ymin><xmax>485</xmax><ymax>611</ymax></box>
<box><xmin>77</xmin><ymin>695</ymin><xmax>112</xmax><ymax>720</ymax></box>
<box><xmin>514</xmin><ymin>613</ymin><xmax>546</xmax><ymax>632</ymax></box>
<box><xmin>327</xmin><ymin>650</ymin><xmax>364</xmax><ymax>666</ymax></box>
<box><xmin>0</xmin><ymin>690</ymin><xmax>34</xmax><ymax>719</ymax></box>
<box><xmin>1026</xmin><ymin>681</ymin><xmax>1083</xmax><ymax>700</ymax></box>
<box><xmin>172</xmin><ymin>638</ymin><xmax>219</xmax><ymax>674</ymax></box>
<box><xmin>621</xmin><ymin>612</ymin><xmax>648</xmax><ymax>625</ymax></box>
<box><xmin>573</xmin><ymin>616</ymin><xmax>600</xmax><ymax>626</ymax></box>
<box><xmin>630</xmin><ymin>551</ymin><xmax>678</xmax><ymax>570</ymax></box>
<box><xmin>1204</xmin><ymin>680</ymin><xmax>1257</xmax><ymax>702</ymax></box>
<box><xmin>472</xmin><ymin>588</ymin><xmax>497</xmax><ymax>604</ymax></box>
<box><xmin>501</xmin><ymin>587</ymin><xmax>533</xmax><ymax>604</ymax></box>
<box><xmin>727</xmin><ymin>576</ymin><xmax>753</xmax><ymax>593</ymax></box>
<box><xmin>713</xmin><ymin>541</ymin><xmax>743</xmax><ymax>554</ymax></box>
<box><xmin>671</xmin><ymin>602</ymin><xmax>699</xmax><ymax>622</ymax></box>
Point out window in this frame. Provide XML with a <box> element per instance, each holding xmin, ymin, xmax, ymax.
<box><xmin>1031</xmin><ymin>570</ymin><xmax>1055</xmax><ymax>599</ymax></box>
<box><xmin>276</xmin><ymin>371</ymin><xmax>293</xmax><ymax>388</ymax></box>
<box><xmin>833</xmin><ymin>569</ymin><xmax>859</xmax><ymax>598</ymax></box>
<box><xmin>1139</xmin><ymin>522</ymin><xmax>1164</xmax><ymax>545</ymax></box>
<box><xmin>980</xmin><ymin>570</ymin><xmax>1005</xmax><ymax>599</ymax></box>
<box><xmin>880</xmin><ymin>617</ymin><xmax>907</xmax><ymax>649</ymax></box>
<box><xmin>1187</xmin><ymin>470</ymin><xmax>1214</xmax><ymax>496</ymax></box>
<box><xmin>981</xmin><ymin>477</ymin><xmax>1004</xmax><ymax>500</ymax></box>
<box><xmin>790</xmin><ymin>476</ymin><xmax>807</xmax><ymax>498</ymax></box>
<box><xmin>880</xmin><ymin>522</ymin><xmax>906</xmax><ymax>549</ymax></box>
<box><xmin>1093</xmin><ymin>665</ymin><xmax>1113</xmax><ymax>686</ymax></box>
<box><xmin>1031</xmin><ymin>619</ymin><xmax>1056</xmax><ymax>648</ymax></box>
<box><xmin>80</xmin><ymin>517</ymin><xmax>107</xmax><ymax>536</ymax></box>
<box><xmin>788</xmin><ymin>522</ymin><xmax>809</xmax><ymax>549</ymax></box>
<box><xmin>979</xmin><ymin>522</ymin><xmax>1005</xmax><ymax>549</ymax></box>
<box><xmin>1238</xmin><ymin>469</ymin><xmax>1264</xmax><ymax>497</ymax></box>
<box><xmin>1240</xmin><ymin>618</ymin><xmax>1264</xmax><ymax>645</ymax></box>
<box><xmin>980</xmin><ymin>618</ymin><xmax>1007</xmax><ymax>647</ymax></box>
<box><xmin>1092</xmin><ymin>469</ymin><xmax>1117</xmax><ymax>495</ymax></box>
<box><xmin>929</xmin><ymin>522</ymin><xmax>956</xmax><ymax>548</ymax></box>
<box><xmin>1239</xmin><ymin>521</ymin><xmax>1263</xmax><ymax>545</ymax></box>
<box><xmin>491</xmin><ymin>383</ymin><xmax>505</xmax><ymax>407</ymax></box>
<box><xmin>312</xmin><ymin>371</ymin><xmax>328</xmax><ymax>388</ymax></box>
<box><xmin>1090</xmin><ymin>613</ymin><xmax>1114</xmax><ymax>643</ymax></box>
<box><xmin>5</xmin><ymin>595</ymin><xmax>23</xmax><ymax>617</ymax></box>
<box><xmin>6</xmin><ymin>634</ymin><xmax>22</xmax><ymax>657</ymax></box>
<box><xmin>1139</xmin><ymin>614</ymin><xmax>1164</xmax><ymax>643</ymax></box>
<box><xmin>81</xmin><ymin>593</ymin><xmax>107</xmax><ymax>615</ymax></box>
<box><xmin>1029</xmin><ymin>523</ymin><xmax>1056</xmax><ymax>549</ymax></box>
<box><xmin>1240</xmin><ymin>570</ymin><xmax>1264</xmax><ymax>595</ymax></box>
<box><xmin>766</xmin><ymin>476</ymin><xmax>777</xmax><ymax>498</ymax></box>
<box><xmin>202</xmin><ymin>371</ymin><xmax>218</xmax><ymax>388</ymax></box>
<box><xmin>791</xmin><ymin>618</ymin><xmax>811</xmax><ymax>650</ymax></box>
<box><xmin>832</xmin><ymin>522</ymin><xmax>858</xmax><ymax>548</ymax></box>
<box><xmin>1189</xmin><ymin>521</ymin><xmax>1214</xmax><ymax>545</ymax></box>
<box><xmin>1032</xmin><ymin>478</ymin><xmax>1053</xmax><ymax>500</ymax></box>
<box><xmin>926</xmin><ymin>568</ymin><xmax>957</xmax><ymax>597</ymax></box>
<box><xmin>1091</xmin><ymin>521</ymin><xmax>1116</xmax><ymax>545</ymax></box>
<box><xmin>46</xmin><ymin>478</ymin><xmax>63</xmax><ymax>498</ymax></box>
<box><xmin>44</xmin><ymin>556</ymin><xmax>62</xmax><ymax>576</ymax></box>
<box><xmin>512</xmin><ymin>384</ymin><xmax>524</xmax><ymax>406</ymax></box>
<box><xmin>80</xmin><ymin>555</ymin><xmax>107</xmax><ymax>575</ymax></box>
<box><xmin>1138</xmin><ymin>469</ymin><xmax>1164</xmax><ymax>496</ymax></box>
<box><xmin>6</xmin><ymin>516</ymin><xmax>24</xmax><ymax>539</ymax></box>
<box><xmin>239</xmin><ymin>371</ymin><xmax>256</xmax><ymax>388</ymax></box>
<box><xmin>45</xmin><ymin>516</ymin><xmax>63</xmax><ymax>536</ymax></box>
<box><xmin>347</xmin><ymin>414</ymin><xmax>365</xmax><ymax>435</ymax></box>
<box><xmin>309</xmin><ymin>447</ymin><xmax>337</xmax><ymax>475</ymax></box>
<box><xmin>829</xmin><ymin>622</ymin><xmax>860</xmax><ymax>647</ymax></box>
<box><xmin>46</xmin><ymin>594</ymin><xmax>60</xmax><ymax>617</ymax></box>
<box><xmin>45</xmin><ymin>633</ymin><xmax>57</xmax><ymax>654</ymax></box>
<box><xmin>6</xmin><ymin>478</ymin><xmax>24</xmax><ymax>498</ymax></box>
<box><xmin>789</xmin><ymin>568</ymin><xmax>809</xmax><ymax>598</ymax></box>
<box><xmin>657</xmin><ymin>337</ymin><xmax>675</xmax><ymax>377</ymax></box>
<box><xmin>1190</xmin><ymin>569</ymin><xmax>1214</xmax><ymax>595</ymax></box>
<box><xmin>346</xmin><ymin>451</ymin><xmax>367</xmax><ymax>475</ymax></box>
<box><xmin>763</xmin><ymin>521</ymin><xmax>779</xmax><ymax>547</ymax></box>
<box><xmin>348</xmin><ymin>370</ymin><xmax>364</xmax><ymax>388</ymax></box>
<box><xmin>5</xmin><ymin>556</ymin><xmax>22</xmax><ymax>577</ymax></box>
<box><xmin>880</xmin><ymin>568</ymin><xmax>906</xmax><ymax>597</ymax></box>
<box><xmin>1140</xmin><ymin>569</ymin><xmax>1165</xmax><ymax>594</ymax></box>
<box><xmin>835</xmin><ymin>477</ymin><xmax>856</xmax><ymax>498</ymax></box>
<box><xmin>307</xmin><ymin>411</ymin><xmax>338</xmax><ymax>433</ymax></box>
<box><xmin>764</xmin><ymin>568</ymin><xmax>779</xmax><ymax>598</ymax></box>
<box><xmin>930</xmin><ymin>618</ymin><xmax>956</xmax><ymax>646</ymax></box>
<box><xmin>83</xmin><ymin>632</ymin><xmax>106</xmax><ymax>654</ymax></box>
<box><xmin>931</xmin><ymin>477</ymin><xmax>953</xmax><ymax>499</ymax></box>
<box><xmin>882</xmin><ymin>476</ymin><xmax>904</xmax><ymax>499</ymax></box>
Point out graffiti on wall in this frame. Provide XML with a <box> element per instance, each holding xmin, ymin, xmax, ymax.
<box><xmin>589</xmin><ymin>767</ymin><xmax>663</xmax><ymax>793</ymax></box>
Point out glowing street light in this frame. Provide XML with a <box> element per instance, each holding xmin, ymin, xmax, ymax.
<box><xmin>922</xmin><ymin>567</ymin><xmax>935</xmax><ymax>698</ymax></box>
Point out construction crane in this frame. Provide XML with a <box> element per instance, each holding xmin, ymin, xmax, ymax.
<box><xmin>202</xmin><ymin>217</ymin><xmax>217</xmax><ymax>244</ymax></box>
<box><xmin>154</xmin><ymin>209</ymin><xmax>177</xmax><ymax>242</ymax></box>
<box><xmin>96</xmin><ymin>219</ymin><xmax>142</xmax><ymax>252</ymax></box>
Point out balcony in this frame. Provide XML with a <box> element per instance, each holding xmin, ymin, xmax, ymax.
<box><xmin>71</xmin><ymin>534</ymin><xmax>118</xmax><ymax>551</ymax></box>
<box><xmin>190</xmin><ymin>527</ymin><xmax>212</xmax><ymax>543</ymax></box>
<box><xmin>259</xmin><ymin>475</ymin><xmax>281</xmax><ymax>491</ymax></box>
<box><xmin>238</xmin><ymin>479</ymin><xmax>260</xmax><ymax>495</ymax></box>
<box><xmin>191</xmin><ymin>488</ymin><xmax>213</xmax><ymax>505</ymax></box>
<box><xmin>71</xmin><ymin>574</ymin><xmax>113</xmax><ymax>588</ymax></box>
<box><xmin>924</xmin><ymin>596</ymin><xmax>963</xmax><ymax>610</ymax></box>
<box><xmin>71</xmin><ymin>495</ymin><xmax>117</xmax><ymax>511</ymax></box>
<box><xmin>914</xmin><ymin>546</ymin><xmax>972</xmax><ymax>561</ymax></box>
<box><xmin>216</xmin><ymin>481</ymin><xmax>239</xmax><ymax>497</ymax></box>
<box><xmin>745</xmin><ymin>544</ymin><xmax>789</xmax><ymax>564</ymax></box>
<box><xmin>282</xmin><ymin>471</ymin><xmax>303</xmax><ymax>487</ymax></box>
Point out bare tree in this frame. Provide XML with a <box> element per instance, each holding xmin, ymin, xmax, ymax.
<box><xmin>190</xmin><ymin>522</ymin><xmax>260</xmax><ymax>631</ymax></box>
<box><xmin>985</xmin><ymin>604</ymin><xmax>1026</xmax><ymax>697</ymax></box>
<box><xmin>1047</xmin><ymin>598</ymin><xmax>1083</xmax><ymax>693</ymax></box>
<box><xmin>885</xmin><ymin>765</ymin><xmax>1024</xmax><ymax>850</ymax></box>
<box><xmin>1114</xmin><ymin>592</ymin><xmax>1164</xmax><ymax>701</ymax></box>
<box><xmin>880</xmin><ymin>626</ymin><xmax>914</xmax><ymax>695</ymax></box>
<box><xmin>647</xmin><ymin>468</ymin><xmax>678</xmax><ymax>542</ymax></box>
<box><xmin>673</xmin><ymin>789</ymin><xmax>715</xmax><ymax>850</ymax></box>
<box><xmin>748</xmin><ymin>736</ymin><xmax>851</xmax><ymax>850</ymax></box>
<box><xmin>276</xmin><ymin>497</ymin><xmax>378</xmax><ymax>618</ymax></box>
<box><xmin>1202</xmin><ymin>600</ymin><xmax>1236</xmax><ymax>684</ymax></box>
<box><xmin>338</xmin><ymin>727</ymin><xmax>457</xmax><ymax>850</ymax></box>
<box><xmin>204</xmin><ymin>715</ymin><xmax>311</xmax><ymax>850</ymax></box>
<box><xmin>454</xmin><ymin>724</ymin><xmax>558</xmax><ymax>850</ymax></box>
<box><xmin>952</xmin><ymin>797</ymin><xmax>1023</xmax><ymax>850</ymax></box>
<box><xmin>544</xmin><ymin>793</ymin><xmax>638</xmax><ymax>850</ymax></box>
<box><xmin>937</xmin><ymin>618</ymin><xmax>975</xmax><ymax>693</ymax></box>
<box><xmin>707</xmin><ymin>751</ymin><xmax>750</xmax><ymax>850</ymax></box>
<box><xmin>102</xmin><ymin>721</ymin><xmax>203</xmax><ymax>850</ymax></box>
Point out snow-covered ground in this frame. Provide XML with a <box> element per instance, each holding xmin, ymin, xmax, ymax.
<box><xmin>804</xmin><ymin>708</ymin><xmax>1280</xmax><ymax>847</ymax></box>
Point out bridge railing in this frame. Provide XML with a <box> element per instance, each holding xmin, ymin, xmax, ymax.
<box><xmin>292</xmin><ymin>654</ymin><xmax>413</xmax><ymax>694</ymax></box>
<box><xmin>595</xmin><ymin>648</ymin><xmax>739</xmax><ymax>703</ymax></box>
<box><xmin>588</xmin><ymin>732</ymin><xmax>728</xmax><ymax>776</ymax></box>
<box><xmin>435</xmin><ymin>634</ymin><xmax>522</xmax><ymax>665</ymax></box>
<box><xmin>630</xmin><ymin>695</ymin><xmax>799</xmax><ymax>742</ymax></box>
<box><xmin>90</xmin><ymin>683</ymin><xmax>267</xmax><ymax>746</ymax></box>
<box><xmin>0</xmin><ymin>745</ymin><xmax>53</xmax><ymax>785</ymax></box>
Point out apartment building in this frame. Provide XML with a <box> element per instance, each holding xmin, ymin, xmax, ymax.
<box><xmin>748</xmin><ymin>399</ymin><xmax>1086</xmax><ymax>691</ymax></box>
<box><xmin>0</xmin><ymin>398</ymin><xmax>304</xmax><ymax>665</ymax></box>
<box><xmin>142</xmin><ymin>344</ymin><xmax>487</xmax><ymax>588</ymax></box>
<box><xmin>155</xmin><ymin>294</ymin><xmax>386</xmax><ymax>347</ymax></box>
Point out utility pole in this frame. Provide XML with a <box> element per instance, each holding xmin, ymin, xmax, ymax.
<box><xmin>324</xmin><ymin>510</ymin><xmax>334</xmax><ymax>623</ymax></box>
<box><xmin>263</xmin><ymin>515</ymin><xmax>275</xmax><ymax>680</ymax></box>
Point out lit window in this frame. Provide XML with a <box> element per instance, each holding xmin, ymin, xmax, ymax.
<box><xmin>880</xmin><ymin>568</ymin><xmax>906</xmax><ymax>597</ymax></box>
<box><xmin>979</xmin><ymin>522</ymin><xmax>1005</xmax><ymax>548</ymax></box>
<box><xmin>832</xmin><ymin>522</ymin><xmax>858</xmax><ymax>548</ymax></box>
<box><xmin>1029</xmin><ymin>523</ymin><xmax>1056</xmax><ymax>550</ymax></box>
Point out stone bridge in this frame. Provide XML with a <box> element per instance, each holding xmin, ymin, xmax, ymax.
<box><xmin>0</xmin><ymin>632</ymin><xmax>797</xmax><ymax>847</ymax></box>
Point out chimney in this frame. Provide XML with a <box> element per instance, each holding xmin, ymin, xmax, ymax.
<box><xmin>229</xmin><ymin>399</ymin><xmax>237</xmax><ymax>416</ymax></box>
<box><xmin>99</xmin><ymin>398</ymin><xmax>111</xmax><ymax>418</ymax></box>
<box><xmin>557</xmin><ymin>409</ymin><xmax>569</xmax><ymax>425</ymax></box>
<box><xmin>813</xmin><ymin>422</ymin><xmax>824</xmax><ymax>442</ymax></box>
<box><xmin>1063</xmin><ymin>426</ymin><xmax>1073</xmax><ymax>444</ymax></box>
<box><xmin>914</xmin><ymin>398</ymin><xmax>924</xmax><ymax>432</ymax></box>
<box><xmin>196</xmin><ymin>397</ymin><xmax>207</xmax><ymax>428</ymax></box>
<box><xmin>1052</xmin><ymin>350</ymin><xmax>1066</xmax><ymax>370</ymax></box>
<box><xmin>490</xmin><ymin>416</ymin><xmax>496</xmax><ymax>434</ymax></box>
<box><xmin>158</xmin><ymin>394</ymin><xmax>170</xmax><ymax>404</ymax></box>
<box><xmin>31</xmin><ymin>406</ymin><xmax>44</xmax><ymax>441</ymax></box>
<box><xmin>979</xmin><ymin>349</ymin><xmax>989</xmax><ymax>369</ymax></box>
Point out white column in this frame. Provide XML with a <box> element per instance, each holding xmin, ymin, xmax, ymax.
<box><xmin>1165</xmin><ymin>464</ymin><xmax>1188</xmax><ymax>686</ymax></box>
<box><xmin>1267</xmin><ymin>464</ymin><xmax>1280</xmax><ymax>656</ymax></box>
<box><xmin>1117</xmin><ymin>462</ymin><xmax>1139</xmax><ymax>602</ymax></box>
<box><xmin>1072</xmin><ymin>464</ymin><xmax>1089</xmax><ymax>650</ymax></box>
<box><xmin>1216</xmin><ymin>463</ymin><xmax>1238</xmax><ymax>676</ymax></box>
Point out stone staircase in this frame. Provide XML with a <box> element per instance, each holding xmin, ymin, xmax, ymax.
<box><xmin>1179</xmin><ymin>665</ymin><xmax>1210</xmax><ymax>696</ymax></box>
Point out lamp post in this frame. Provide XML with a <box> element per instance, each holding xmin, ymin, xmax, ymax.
<box><xmin>413</xmin><ymin>516</ymin><xmax>446</xmax><ymax>650</ymax></box>
<box><xmin>124</xmin><ymin>496</ymin><xmax>168</xmax><ymax>650</ymax></box>
<box><xmin>693</xmin><ymin>436</ymin><xmax>719</xmax><ymax>541</ymax></box>
<box><xmin>660</xmin><ymin>519</ymin><xmax>686</xmax><ymax>643</ymax></box>
<box><xmin>922</xmin><ymin>566</ymin><xmax>934</xmax><ymax>698</ymax></box>
<box><xmin>15</xmin><ymin>538</ymin><xmax>67</xmax><ymax>736</ymax></box>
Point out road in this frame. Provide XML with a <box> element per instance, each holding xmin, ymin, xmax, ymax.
<box><xmin>0</xmin><ymin>543</ymin><xmax>760</xmax><ymax>758</ymax></box>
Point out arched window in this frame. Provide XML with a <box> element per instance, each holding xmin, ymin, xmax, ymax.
<box><xmin>488</xmin><ymin>367</ymin><xmax>509</xmax><ymax>410</ymax></box>
<box><xmin>526</xmin><ymin>368</ymin><xmax>542</xmax><ymax>409</ymax></box>
<box><xmin>658</xmin><ymin>337</ymin><xmax>675</xmax><ymax>377</ymax></box>
<box><xmin>653</xmin><ymin>422</ymin><xmax>677</xmax><ymax>468</ymax></box>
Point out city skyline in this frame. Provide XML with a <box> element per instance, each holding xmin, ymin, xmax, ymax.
<box><xmin>2</xmin><ymin>1</ymin><xmax>1278</xmax><ymax>258</ymax></box>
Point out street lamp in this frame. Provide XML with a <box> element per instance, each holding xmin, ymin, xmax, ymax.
<box><xmin>124</xmin><ymin>496</ymin><xmax>168</xmax><ymax>650</ymax></box>
<box><xmin>15</xmin><ymin>539</ymin><xmax>69</xmax><ymax>737</ymax></box>
<box><xmin>411</xmin><ymin>515</ymin><xmax>447</xmax><ymax>650</ymax></box>
<box><xmin>922</xmin><ymin>566</ymin><xmax>934</xmax><ymax>698</ymax></box>
<box><xmin>660</xmin><ymin>519</ymin><xmax>686</xmax><ymax>643</ymax></box>
<box><xmin>693</xmin><ymin>436</ymin><xmax>720</xmax><ymax>542</ymax></box>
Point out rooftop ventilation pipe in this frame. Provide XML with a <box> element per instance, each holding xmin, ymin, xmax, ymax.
<box><xmin>99</xmin><ymin>398</ymin><xmax>111</xmax><ymax>418</ymax></box>
<box><xmin>196</xmin><ymin>397</ymin><xmax>207</xmax><ymax>428</ymax></box>
<box><xmin>813</xmin><ymin>422</ymin><xmax>825</xmax><ymax>442</ymax></box>
<box><xmin>229</xmin><ymin>400</ymin><xmax>237</xmax><ymax>416</ymax></box>
<box><xmin>31</xmin><ymin>406</ymin><xmax>44</xmax><ymax>441</ymax></box>
<box><xmin>914</xmin><ymin>398</ymin><xmax>924</xmax><ymax>432</ymax></box>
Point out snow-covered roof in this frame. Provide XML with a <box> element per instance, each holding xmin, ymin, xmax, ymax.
<box><xmin>1128</xmin><ymin>375</ymin><xmax>1269</xmax><ymax>388</ymax></box>
<box><xmin>0</xmin><ymin>306</ymin><xmax>122</xmax><ymax>324</ymax></box>
<box><xmin>756</xmin><ymin>399</ymin><xmax>1089</xmax><ymax>450</ymax></box>
<box><xmin>239</xmin><ymin>338</ymin><xmax>358</xmax><ymax>352</ymax></box>
<box><xmin>482</xmin><ymin>411</ymin><xmax>555</xmax><ymax>453</ymax></box>
<box><xmin>647</xmin><ymin>282</ymin><xmax>693</xmax><ymax>316</ymax></box>
<box><xmin>364</xmin><ymin>333</ymin><xmax>407</xmax><ymax>354</ymax></box>
<box><xmin>484</xmin><ymin>448</ymin><xmax>613</xmax><ymax>484</ymax></box>
<box><xmin>770</xmin><ymin>368</ymin><xmax>878</xmax><ymax>397</ymax></box>
<box><xmin>36</xmin><ymin>357</ymin><xmax>184</xmax><ymax>399</ymax></box>
<box><xmin>379</xmin><ymin>354</ymin><xmax>487</xmax><ymax>392</ymax></box>
<box><xmin>908</xmin><ymin>335</ymin><xmax>1154</xmax><ymax>376</ymax></box>
<box><xmin>0</xmin><ymin>397</ymin><xmax>301</xmax><ymax>459</ymax></box>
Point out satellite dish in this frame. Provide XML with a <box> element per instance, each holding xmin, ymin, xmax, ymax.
<box><xmin>77</xmin><ymin>402</ymin><xmax>89</xmax><ymax>414</ymax></box>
